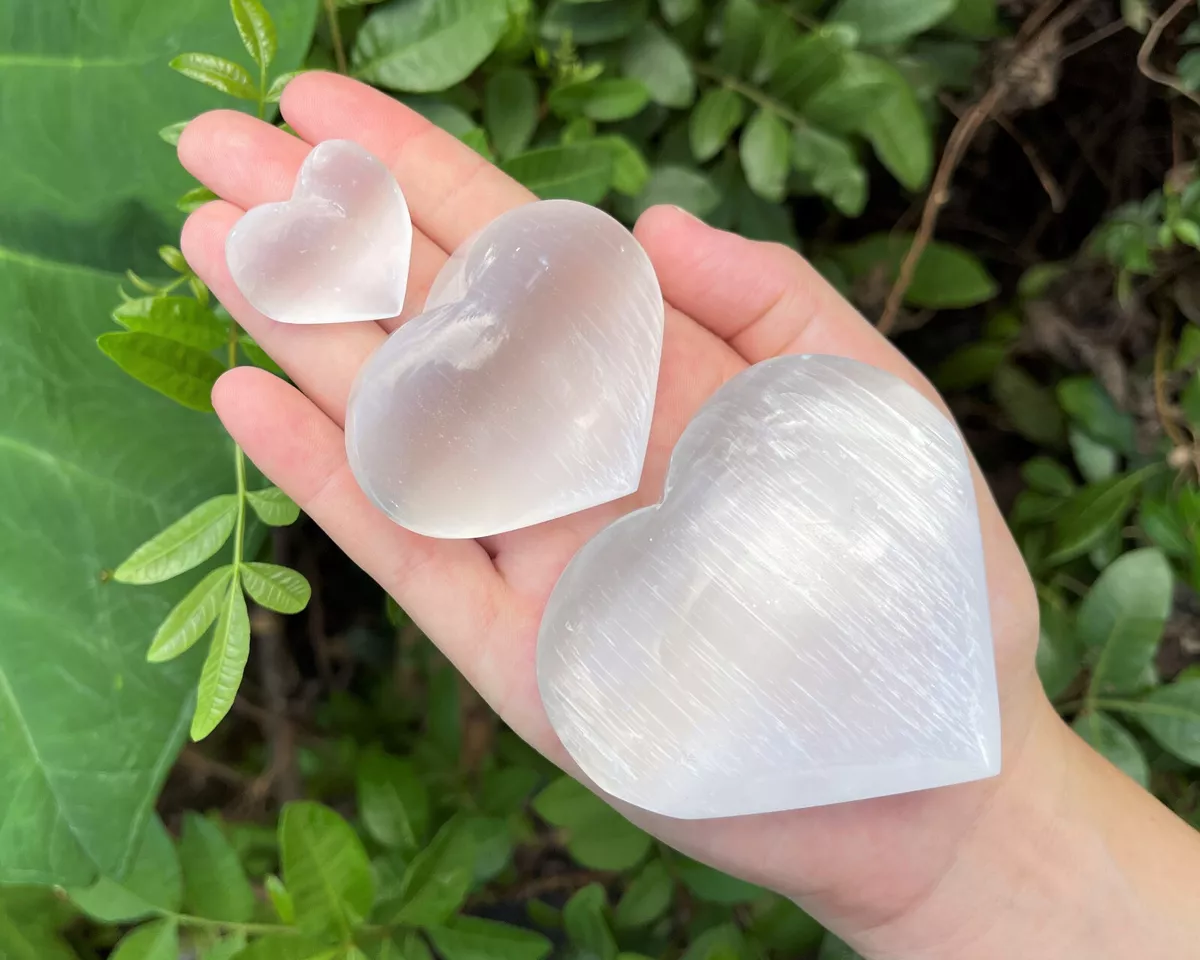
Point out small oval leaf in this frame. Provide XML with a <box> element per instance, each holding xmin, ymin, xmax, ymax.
<box><xmin>241</xmin><ymin>562</ymin><xmax>311</xmax><ymax>614</ymax></box>
<box><xmin>247</xmin><ymin>485</ymin><xmax>301</xmax><ymax>526</ymax></box>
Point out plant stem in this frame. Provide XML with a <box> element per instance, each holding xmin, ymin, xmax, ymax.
<box><xmin>693</xmin><ymin>62</ymin><xmax>805</xmax><ymax>127</ymax></box>
<box><xmin>163</xmin><ymin>911</ymin><xmax>298</xmax><ymax>936</ymax></box>
<box><xmin>227</xmin><ymin>320</ymin><xmax>248</xmax><ymax>578</ymax></box>
<box><xmin>324</xmin><ymin>0</ymin><xmax>348</xmax><ymax>74</ymax></box>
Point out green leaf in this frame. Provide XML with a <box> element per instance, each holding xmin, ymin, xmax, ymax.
<box><xmin>533</xmin><ymin>776</ymin><xmax>652</xmax><ymax>870</ymax></box>
<box><xmin>680</xmin><ymin>924</ymin><xmax>749</xmax><ymax>960</ymax></box>
<box><xmin>828</xmin><ymin>0</ymin><xmax>957</xmax><ymax>45</ymax></box>
<box><xmin>357</xmin><ymin>749</ymin><xmax>430</xmax><ymax>850</ymax></box>
<box><xmin>1036</xmin><ymin>594</ymin><xmax>1080</xmax><ymax>699</ymax></box>
<box><xmin>353</xmin><ymin>0</ymin><xmax>510</xmax><ymax>93</ymax></box>
<box><xmin>1079</xmin><ymin>548</ymin><xmax>1171</xmax><ymax>695</ymax></box>
<box><xmin>113</xmin><ymin>297</ymin><xmax>227</xmax><ymax>351</ymax></box>
<box><xmin>622</xmin><ymin>25</ymin><xmax>695</xmax><ymax>108</ymax></box>
<box><xmin>485</xmin><ymin>69</ymin><xmax>539</xmax><ymax>159</ymax></box>
<box><xmin>266</xmin><ymin>70</ymin><xmax>308</xmax><ymax>103</ymax></box>
<box><xmin>858</xmin><ymin>59</ymin><xmax>932</xmax><ymax>191</ymax></box>
<box><xmin>1180</xmin><ymin>374</ymin><xmax>1200</xmax><ymax>431</ymax></box>
<box><xmin>817</xmin><ymin>934</ymin><xmax>866</xmax><ymax>960</ymax></box>
<box><xmin>1057</xmin><ymin>377</ymin><xmax>1136</xmax><ymax>454</ymax></box>
<box><xmin>241</xmin><ymin>562</ymin><xmax>311</xmax><ymax>614</ymax></box>
<box><xmin>838</xmin><ymin>234</ymin><xmax>998</xmax><ymax>308</ymax></box>
<box><xmin>247</xmin><ymin>486</ymin><xmax>301</xmax><ymax>526</ymax></box>
<box><xmin>169</xmin><ymin>53</ymin><xmax>260</xmax><ymax>100</ymax></box>
<box><xmin>110</xmin><ymin>919</ymin><xmax>179</xmax><ymax>960</ymax></box>
<box><xmin>624</xmin><ymin>165</ymin><xmax>721</xmax><ymax>219</ymax></box>
<box><xmin>676</xmin><ymin>857</ymin><xmax>765</xmax><ymax>904</ymax></box>
<box><xmin>466</xmin><ymin>815</ymin><xmax>513</xmax><ymax>884</ymax></box>
<box><xmin>715</xmin><ymin>0</ymin><xmax>763</xmax><ymax>76</ymax></box>
<box><xmin>178</xmin><ymin>186</ymin><xmax>220</xmax><ymax>214</ymax></box>
<box><xmin>550</xmin><ymin>78</ymin><xmax>651</xmax><ymax>122</ymax></box>
<box><xmin>541</xmin><ymin>0</ymin><xmax>648</xmax><ymax>45</ymax></box>
<box><xmin>746</xmin><ymin>896</ymin><xmax>824</xmax><ymax>954</ymax></box>
<box><xmin>1022</xmin><ymin>457</ymin><xmax>1076</xmax><ymax>497</ymax></box>
<box><xmin>191</xmin><ymin>574</ymin><xmax>251</xmax><ymax>740</ymax></box>
<box><xmin>1073</xmin><ymin>712</ymin><xmax>1149</xmax><ymax>787</ymax></box>
<box><xmin>114</xmin><ymin>494</ymin><xmax>237</xmax><ymax>585</ymax></box>
<box><xmin>98</xmin><ymin>331</ymin><xmax>225</xmax><ymax>412</ymax></box>
<box><xmin>614</xmin><ymin>858</ymin><xmax>672</xmax><ymax>929</ymax></box>
<box><xmin>765</xmin><ymin>28</ymin><xmax>848</xmax><ymax>107</ymax></box>
<box><xmin>68</xmin><ymin>816</ymin><xmax>182</xmax><ymax>922</ymax></box>
<box><xmin>1122</xmin><ymin>679</ymin><xmax>1200</xmax><ymax>765</ymax></box>
<box><xmin>1139</xmin><ymin>495</ymin><xmax>1193</xmax><ymax>559</ymax></box>
<box><xmin>231</xmin><ymin>0</ymin><xmax>278</xmax><ymax>70</ymax></box>
<box><xmin>502</xmin><ymin>143</ymin><xmax>613</xmax><ymax>203</ymax></box>
<box><xmin>159</xmin><ymin>120</ymin><xmax>190</xmax><ymax>145</ymax></box>
<box><xmin>740</xmin><ymin>108</ymin><xmax>790</xmax><ymax>202</ymax></box>
<box><xmin>147</xmin><ymin>565</ymin><xmax>236</xmax><ymax>662</ymax></box>
<box><xmin>791</xmin><ymin>125</ymin><xmax>866</xmax><ymax>216</ymax></box>
<box><xmin>942</xmin><ymin>0</ymin><xmax>1000</xmax><ymax>38</ymax></box>
<box><xmin>427</xmin><ymin>917</ymin><xmax>552</xmax><ymax>960</ymax></box>
<box><xmin>598</xmin><ymin>136</ymin><xmax>651</xmax><ymax>196</ymax></box>
<box><xmin>386</xmin><ymin>817</ymin><xmax>475</xmax><ymax>925</ymax></box>
<box><xmin>690</xmin><ymin>88</ymin><xmax>746</xmax><ymax>162</ymax></box>
<box><xmin>933</xmin><ymin>342</ymin><xmax>1008</xmax><ymax>391</ymax></box>
<box><xmin>179</xmin><ymin>812</ymin><xmax>256</xmax><ymax>922</ymax></box>
<box><xmin>1045</xmin><ymin>469</ymin><xmax>1153</xmax><ymax>566</ymax></box>
<box><xmin>0</xmin><ymin>0</ymin><xmax>313</xmax><ymax>888</ymax></box>
<box><xmin>564</xmin><ymin>884</ymin><xmax>617</xmax><ymax>960</ymax></box>
<box><xmin>203</xmin><ymin>933</ymin><xmax>249</xmax><ymax>960</ymax></box>
<box><xmin>266</xmin><ymin>874</ymin><xmax>296</xmax><ymax>924</ymax></box>
<box><xmin>281</xmin><ymin>802</ymin><xmax>376</xmax><ymax>938</ymax></box>
<box><xmin>991</xmin><ymin>364</ymin><xmax>1067</xmax><ymax>447</ymax></box>
<box><xmin>660</xmin><ymin>0</ymin><xmax>697</xmax><ymax>25</ymax></box>
<box><xmin>235</xmin><ymin>936</ymin><xmax>340</xmax><ymax>960</ymax></box>
<box><xmin>0</xmin><ymin>887</ymin><xmax>78</xmax><ymax>960</ymax></box>
<box><xmin>1069</xmin><ymin>427</ymin><xmax>1118</xmax><ymax>483</ymax></box>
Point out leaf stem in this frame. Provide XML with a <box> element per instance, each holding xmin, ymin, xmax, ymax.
<box><xmin>161</xmin><ymin>911</ymin><xmax>298</xmax><ymax>936</ymax></box>
<box><xmin>693</xmin><ymin>62</ymin><xmax>805</xmax><ymax>127</ymax></box>
<box><xmin>324</xmin><ymin>0</ymin><xmax>348</xmax><ymax>74</ymax></box>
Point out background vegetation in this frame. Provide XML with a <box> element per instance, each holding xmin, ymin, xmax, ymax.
<box><xmin>2</xmin><ymin>0</ymin><xmax>1199</xmax><ymax>957</ymax></box>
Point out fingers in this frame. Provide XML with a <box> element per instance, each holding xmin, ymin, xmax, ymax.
<box><xmin>213</xmin><ymin>366</ymin><xmax>506</xmax><ymax>661</ymax></box>
<box><xmin>280</xmin><ymin>72</ymin><xmax>534</xmax><ymax>252</ymax></box>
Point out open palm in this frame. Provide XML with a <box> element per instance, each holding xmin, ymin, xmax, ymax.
<box><xmin>181</xmin><ymin>72</ymin><xmax>1045</xmax><ymax>951</ymax></box>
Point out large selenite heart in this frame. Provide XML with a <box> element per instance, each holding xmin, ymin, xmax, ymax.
<box><xmin>226</xmin><ymin>139</ymin><xmax>412</xmax><ymax>324</ymax></box>
<box><xmin>538</xmin><ymin>355</ymin><xmax>1000</xmax><ymax>819</ymax></box>
<box><xmin>345</xmin><ymin>200</ymin><xmax>664</xmax><ymax>539</ymax></box>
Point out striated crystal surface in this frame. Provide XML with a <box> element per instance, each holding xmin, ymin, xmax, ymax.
<box><xmin>345</xmin><ymin>200</ymin><xmax>664</xmax><ymax>539</ymax></box>
<box><xmin>538</xmin><ymin>355</ymin><xmax>1001</xmax><ymax>820</ymax></box>
<box><xmin>225</xmin><ymin>139</ymin><xmax>412</xmax><ymax>324</ymax></box>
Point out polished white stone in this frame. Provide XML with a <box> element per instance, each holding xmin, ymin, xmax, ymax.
<box><xmin>345</xmin><ymin>200</ymin><xmax>664</xmax><ymax>538</ymax></box>
<box><xmin>226</xmin><ymin>139</ymin><xmax>412</xmax><ymax>324</ymax></box>
<box><xmin>538</xmin><ymin>355</ymin><xmax>1000</xmax><ymax>819</ymax></box>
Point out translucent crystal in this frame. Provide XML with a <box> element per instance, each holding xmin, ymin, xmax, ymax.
<box><xmin>538</xmin><ymin>355</ymin><xmax>1001</xmax><ymax>819</ymax></box>
<box><xmin>345</xmin><ymin>200</ymin><xmax>664</xmax><ymax>538</ymax></box>
<box><xmin>225</xmin><ymin>139</ymin><xmax>412</xmax><ymax>324</ymax></box>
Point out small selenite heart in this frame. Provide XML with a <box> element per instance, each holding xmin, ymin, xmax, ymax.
<box><xmin>345</xmin><ymin>200</ymin><xmax>664</xmax><ymax>539</ymax></box>
<box><xmin>538</xmin><ymin>355</ymin><xmax>1001</xmax><ymax>820</ymax></box>
<box><xmin>226</xmin><ymin>139</ymin><xmax>412</xmax><ymax>324</ymax></box>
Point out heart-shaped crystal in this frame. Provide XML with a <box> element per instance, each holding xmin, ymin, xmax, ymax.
<box><xmin>538</xmin><ymin>355</ymin><xmax>1000</xmax><ymax>819</ymax></box>
<box><xmin>345</xmin><ymin>200</ymin><xmax>664</xmax><ymax>538</ymax></box>
<box><xmin>226</xmin><ymin>139</ymin><xmax>412</xmax><ymax>324</ymax></box>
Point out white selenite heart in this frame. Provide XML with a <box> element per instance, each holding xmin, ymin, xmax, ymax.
<box><xmin>345</xmin><ymin>199</ymin><xmax>664</xmax><ymax>539</ymax></box>
<box><xmin>225</xmin><ymin>139</ymin><xmax>412</xmax><ymax>324</ymax></box>
<box><xmin>538</xmin><ymin>355</ymin><xmax>1000</xmax><ymax>819</ymax></box>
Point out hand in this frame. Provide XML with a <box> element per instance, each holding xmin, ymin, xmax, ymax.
<box><xmin>180</xmin><ymin>72</ymin><xmax>1187</xmax><ymax>959</ymax></box>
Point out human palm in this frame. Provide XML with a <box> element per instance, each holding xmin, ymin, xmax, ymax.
<box><xmin>182</xmin><ymin>72</ymin><xmax>1044</xmax><ymax>949</ymax></box>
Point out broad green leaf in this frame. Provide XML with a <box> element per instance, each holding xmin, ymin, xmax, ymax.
<box><xmin>550</xmin><ymin>78</ymin><xmax>650</xmax><ymax>122</ymax></box>
<box><xmin>1036</xmin><ymin>593</ymin><xmax>1079</xmax><ymax>699</ymax></box>
<box><xmin>232</xmin><ymin>0</ymin><xmax>278</xmax><ymax>70</ymax></box>
<box><xmin>541</xmin><ymin>0</ymin><xmax>648</xmax><ymax>44</ymax></box>
<box><xmin>942</xmin><ymin>0</ymin><xmax>1000</xmax><ymax>38</ymax></box>
<box><xmin>714</xmin><ymin>0</ymin><xmax>763</xmax><ymax>76</ymax></box>
<box><xmin>113</xmin><ymin>297</ymin><xmax>228</xmax><ymax>350</ymax></box>
<box><xmin>792</xmin><ymin>125</ymin><xmax>866</xmax><ymax>216</ymax></box>
<box><xmin>599</xmin><ymin>136</ymin><xmax>651</xmax><ymax>196</ymax></box>
<box><xmin>1079</xmin><ymin>548</ymin><xmax>1171</xmax><ymax>695</ymax></box>
<box><xmin>676</xmin><ymin>857</ymin><xmax>765</xmax><ymax>904</ymax></box>
<box><xmin>622</xmin><ymin>26</ymin><xmax>694</xmax><ymax>108</ymax></box>
<box><xmin>1045</xmin><ymin>469</ymin><xmax>1153</xmax><ymax>566</ymax></box>
<box><xmin>202</xmin><ymin>933</ymin><xmax>248</xmax><ymax>960</ymax></box>
<box><xmin>1073</xmin><ymin>712</ymin><xmax>1149</xmax><ymax>787</ymax></box>
<box><xmin>1122</xmin><ymin>679</ymin><xmax>1200</xmax><ymax>765</ymax></box>
<box><xmin>235</xmin><ymin>936</ymin><xmax>341</xmax><ymax>960</ymax></box>
<box><xmin>353</xmin><ymin>0</ymin><xmax>509</xmax><ymax>93</ymax></box>
<box><xmin>1022</xmin><ymin>457</ymin><xmax>1076</xmax><ymax>497</ymax></box>
<box><xmin>838</xmin><ymin>234</ymin><xmax>999</xmax><ymax>308</ymax></box>
<box><xmin>241</xmin><ymin>562</ymin><xmax>311</xmax><ymax>614</ymax></box>
<box><xmin>427</xmin><ymin>917</ymin><xmax>552</xmax><ymax>960</ymax></box>
<box><xmin>147</xmin><ymin>565</ymin><xmax>235</xmax><ymax>662</ymax></box>
<box><xmin>623</xmin><ymin>166</ymin><xmax>721</xmax><ymax>219</ymax></box>
<box><xmin>485</xmin><ymin>69</ymin><xmax>539</xmax><ymax>159</ymax></box>
<box><xmin>690</xmin><ymin>88</ymin><xmax>746</xmax><ymax>162</ymax></box>
<box><xmin>933</xmin><ymin>342</ymin><xmax>1008</xmax><ymax>391</ymax></box>
<box><xmin>466</xmin><ymin>815</ymin><xmax>513</xmax><ymax>884</ymax></box>
<box><xmin>179</xmin><ymin>812</ymin><xmax>255</xmax><ymax>922</ymax></box>
<box><xmin>614</xmin><ymin>858</ymin><xmax>673</xmax><ymax>929</ymax></box>
<box><xmin>801</xmin><ymin>53</ymin><xmax>892</xmax><ymax>134</ymax></box>
<box><xmin>191</xmin><ymin>574</ymin><xmax>251</xmax><ymax>740</ymax></box>
<box><xmin>765</xmin><ymin>29</ymin><xmax>848</xmax><ymax>108</ymax></box>
<box><xmin>266</xmin><ymin>874</ymin><xmax>296</xmax><ymax>923</ymax></box>
<box><xmin>1057</xmin><ymin>377</ymin><xmax>1136</xmax><ymax>454</ymax></box>
<box><xmin>1139</xmin><ymin>495</ymin><xmax>1193</xmax><ymax>558</ymax></box>
<box><xmin>991</xmin><ymin>364</ymin><xmax>1066</xmax><ymax>447</ymax></box>
<box><xmin>858</xmin><ymin>59</ymin><xmax>932</xmax><ymax>191</ymax></box>
<box><xmin>357</xmin><ymin>749</ymin><xmax>430</xmax><ymax>850</ymax></box>
<box><xmin>740</xmin><ymin>108</ymin><xmax>790</xmax><ymax>202</ymax></box>
<box><xmin>746</xmin><ymin>896</ymin><xmax>824</xmax><ymax>953</ymax></box>
<box><xmin>533</xmin><ymin>776</ymin><xmax>652</xmax><ymax>870</ymax></box>
<box><xmin>828</xmin><ymin>0</ymin><xmax>957</xmax><ymax>45</ymax></box>
<box><xmin>680</xmin><ymin>924</ymin><xmax>748</xmax><ymax>960</ymax></box>
<box><xmin>0</xmin><ymin>886</ymin><xmax>78</xmax><ymax>960</ymax></box>
<box><xmin>502</xmin><ymin>143</ymin><xmax>613</xmax><ymax>203</ymax></box>
<box><xmin>169</xmin><ymin>53</ymin><xmax>259</xmax><ymax>100</ymax></box>
<box><xmin>281</xmin><ymin>802</ymin><xmax>376</xmax><ymax>938</ymax></box>
<box><xmin>98</xmin><ymin>331</ymin><xmax>225</xmax><ymax>412</ymax></box>
<box><xmin>385</xmin><ymin>817</ymin><xmax>475</xmax><ymax>925</ymax></box>
<box><xmin>68</xmin><ymin>816</ymin><xmax>182</xmax><ymax>922</ymax></box>
<box><xmin>1069</xmin><ymin>427</ymin><xmax>1118</xmax><ymax>483</ymax></box>
<box><xmin>564</xmin><ymin>884</ymin><xmax>617</xmax><ymax>960</ymax></box>
<box><xmin>0</xmin><ymin>0</ymin><xmax>313</xmax><ymax>887</ymax></box>
<box><xmin>114</xmin><ymin>495</ymin><xmax>238</xmax><ymax>585</ymax></box>
<box><xmin>247</xmin><ymin>486</ymin><xmax>301</xmax><ymax>526</ymax></box>
<box><xmin>660</xmin><ymin>0</ymin><xmax>697</xmax><ymax>25</ymax></box>
<box><xmin>110</xmin><ymin>919</ymin><xmax>179</xmax><ymax>960</ymax></box>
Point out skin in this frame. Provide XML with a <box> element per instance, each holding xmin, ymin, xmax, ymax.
<box><xmin>179</xmin><ymin>72</ymin><xmax>1200</xmax><ymax>959</ymax></box>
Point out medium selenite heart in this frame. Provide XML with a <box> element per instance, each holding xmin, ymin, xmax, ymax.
<box><xmin>538</xmin><ymin>355</ymin><xmax>1000</xmax><ymax>820</ymax></box>
<box><xmin>345</xmin><ymin>200</ymin><xmax>664</xmax><ymax>539</ymax></box>
<box><xmin>226</xmin><ymin>139</ymin><xmax>412</xmax><ymax>324</ymax></box>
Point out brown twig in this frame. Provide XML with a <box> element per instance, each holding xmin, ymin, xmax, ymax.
<box><xmin>1058</xmin><ymin>17</ymin><xmax>1128</xmax><ymax>59</ymax></box>
<box><xmin>323</xmin><ymin>0</ymin><xmax>348</xmax><ymax>74</ymax></box>
<box><xmin>178</xmin><ymin>746</ymin><xmax>248</xmax><ymax>787</ymax></box>
<box><xmin>1137</xmin><ymin>0</ymin><xmax>1200</xmax><ymax>109</ymax></box>
<box><xmin>877</xmin><ymin>0</ymin><xmax>1094</xmax><ymax>335</ymax></box>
